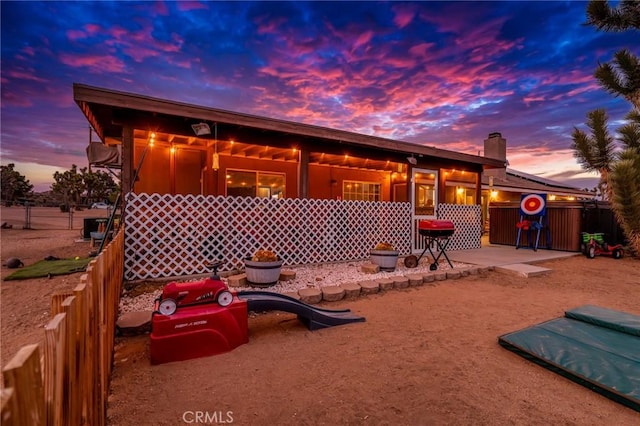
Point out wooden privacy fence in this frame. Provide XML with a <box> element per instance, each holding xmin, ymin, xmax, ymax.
<box><xmin>1</xmin><ymin>228</ymin><xmax>124</xmax><ymax>425</ymax></box>
<box><xmin>488</xmin><ymin>201</ymin><xmax>626</xmax><ymax>252</ymax></box>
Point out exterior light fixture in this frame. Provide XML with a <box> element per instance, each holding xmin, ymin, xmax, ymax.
<box><xmin>212</xmin><ymin>123</ymin><xmax>219</xmax><ymax>171</ymax></box>
<box><xmin>191</xmin><ymin>122</ymin><xmax>211</xmax><ymax>136</ymax></box>
<box><xmin>212</xmin><ymin>153</ymin><xmax>219</xmax><ymax>170</ymax></box>
<box><xmin>407</xmin><ymin>155</ymin><xmax>417</xmax><ymax>165</ymax></box>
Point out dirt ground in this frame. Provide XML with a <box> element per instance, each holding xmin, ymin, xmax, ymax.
<box><xmin>0</xmin><ymin>207</ymin><xmax>108</xmax><ymax>369</ymax></box>
<box><xmin>1</xmin><ymin>206</ymin><xmax>639</xmax><ymax>425</ymax></box>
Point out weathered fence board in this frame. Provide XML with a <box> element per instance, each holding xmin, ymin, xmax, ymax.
<box><xmin>2</xmin><ymin>344</ymin><xmax>45</xmax><ymax>425</ymax></box>
<box><xmin>2</xmin><ymin>228</ymin><xmax>125</xmax><ymax>425</ymax></box>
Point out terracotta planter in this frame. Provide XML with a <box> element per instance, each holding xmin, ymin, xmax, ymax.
<box><xmin>244</xmin><ymin>258</ymin><xmax>283</xmax><ymax>287</ymax></box>
<box><xmin>369</xmin><ymin>249</ymin><xmax>399</xmax><ymax>272</ymax></box>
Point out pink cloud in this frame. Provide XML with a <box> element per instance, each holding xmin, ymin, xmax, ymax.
<box><xmin>85</xmin><ymin>22</ymin><xmax>184</xmax><ymax>63</ymax></box>
<box><xmin>66</xmin><ymin>29</ymin><xmax>86</xmax><ymax>41</ymax></box>
<box><xmin>392</xmin><ymin>4</ymin><xmax>417</xmax><ymax>29</ymax></box>
<box><xmin>1</xmin><ymin>90</ymin><xmax>34</xmax><ymax>107</ymax></box>
<box><xmin>59</xmin><ymin>53</ymin><xmax>127</xmax><ymax>73</ymax></box>
<box><xmin>153</xmin><ymin>1</ymin><xmax>170</xmax><ymax>15</ymax></box>
<box><xmin>66</xmin><ymin>24</ymin><xmax>102</xmax><ymax>41</ymax></box>
<box><xmin>175</xmin><ymin>1</ymin><xmax>208</xmax><ymax>12</ymax></box>
<box><xmin>85</xmin><ymin>24</ymin><xmax>101</xmax><ymax>35</ymax></box>
<box><xmin>3</xmin><ymin>69</ymin><xmax>48</xmax><ymax>83</ymax></box>
<box><xmin>22</xmin><ymin>46</ymin><xmax>36</xmax><ymax>57</ymax></box>
<box><xmin>255</xmin><ymin>15</ymin><xmax>289</xmax><ymax>35</ymax></box>
<box><xmin>541</xmin><ymin>70</ymin><xmax>593</xmax><ymax>86</ymax></box>
<box><xmin>353</xmin><ymin>30</ymin><xmax>374</xmax><ymax>51</ymax></box>
<box><xmin>408</xmin><ymin>42</ymin><xmax>435</xmax><ymax>58</ymax></box>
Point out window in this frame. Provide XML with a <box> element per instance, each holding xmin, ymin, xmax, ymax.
<box><xmin>226</xmin><ymin>170</ymin><xmax>285</xmax><ymax>198</ymax></box>
<box><xmin>443</xmin><ymin>169</ymin><xmax>477</xmax><ymax>205</ymax></box>
<box><xmin>413</xmin><ymin>170</ymin><xmax>437</xmax><ymax>216</ymax></box>
<box><xmin>343</xmin><ymin>180</ymin><xmax>381</xmax><ymax>201</ymax></box>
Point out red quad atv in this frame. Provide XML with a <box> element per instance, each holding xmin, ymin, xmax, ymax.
<box><xmin>581</xmin><ymin>232</ymin><xmax>624</xmax><ymax>260</ymax></box>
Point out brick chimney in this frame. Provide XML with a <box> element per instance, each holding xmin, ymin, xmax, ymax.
<box><xmin>483</xmin><ymin>132</ymin><xmax>507</xmax><ymax>180</ymax></box>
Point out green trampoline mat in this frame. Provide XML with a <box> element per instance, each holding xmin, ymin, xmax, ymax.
<box><xmin>499</xmin><ymin>305</ymin><xmax>640</xmax><ymax>412</ymax></box>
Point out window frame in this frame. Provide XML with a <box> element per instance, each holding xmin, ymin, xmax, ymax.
<box><xmin>225</xmin><ymin>169</ymin><xmax>286</xmax><ymax>199</ymax></box>
<box><xmin>342</xmin><ymin>180</ymin><xmax>381</xmax><ymax>202</ymax></box>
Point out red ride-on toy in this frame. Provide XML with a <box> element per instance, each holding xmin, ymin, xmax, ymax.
<box><xmin>581</xmin><ymin>232</ymin><xmax>624</xmax><ymax>259</ymax></box>
<box><xmin>150</xmin><ymin>260</ymin><xmax>249</xmax><ymax>365</ymax></box>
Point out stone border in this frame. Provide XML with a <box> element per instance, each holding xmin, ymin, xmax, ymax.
<box><xmin>117</xmin><ymin>265</ymin><xmax>490</xmax><ymax>334</ymax></box>
<box><xmin>276</xmin><ymin>266</ymin><xmax>489</xmax><ymax>305</ymax></box>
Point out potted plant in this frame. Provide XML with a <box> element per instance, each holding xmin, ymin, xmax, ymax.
<box><xmin>244</xmin><ymin>249</ymin><xmax>283</xmax><ymax>287</ymax></box>
<box><xmin>369</xmin><ymin>242</ymin><xmax>399</xmax><ymax>272</ymax></box>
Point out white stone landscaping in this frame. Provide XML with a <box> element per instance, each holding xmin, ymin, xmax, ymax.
<box><xmin>118</xmin><ymin>257</ymin><xmax>483</xmax><ymax>316</ymax></box>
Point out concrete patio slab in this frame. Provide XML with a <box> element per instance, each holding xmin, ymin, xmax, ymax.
<box><xmin>446</xmin><ymin>243</ymin><xmax>579</xmax><ymax>269</ymax></box>
<box><xmin>494</xmin><ymin>263</ymin><xmax>552</xmax><ymax>278</ymax></box>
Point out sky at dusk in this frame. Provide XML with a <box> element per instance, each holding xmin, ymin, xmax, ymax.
<box><xmin>1</xmin><ymin>1</ymin><xmax>638</xmax><ymax>192</ymax></box>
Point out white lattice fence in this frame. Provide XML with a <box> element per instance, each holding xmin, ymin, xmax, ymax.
<box><xmin>124</xmin><ymin>193</ymin><xmax>412</xmax><ymax>280</ymax></box>
<box><xmin>413</xmin><ymin>204</ymin><xmax>483</xmax><ymax>253</ymax></box>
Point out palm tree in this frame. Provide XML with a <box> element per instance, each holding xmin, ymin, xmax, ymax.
<box><xmin>617</xmin><ymin>110</ymin><xmax>640</xmax><ymax>149</ymax></box>
<box><xmin>594</xmin><ymin>49</ymin><xmax>640</xmax><ymax>111</ymax></box>
<box><xmin>578</xmin><ymin>1</ymin><xmax>640</xmax><ymax>255</ymax></box>
<box><xmin>571</xmin><ymin>109</ymin><xmax>617</xmax><ymax>198</ymax></box>
<box><xmin>572</xmin><ymin>109</ymin><xmax>640</xmax><ymax>254</ymax></box>
<box><xmin>610</xmin><ymin>149</ymin><xmax>640</xmax><ymax>254</ymax></box>
<box><xmin>611</xmin><ymin>110</ymin><xmax>640</xmax><ymax>254</ymax></box>
<box><xmin>586</xmin><ymin>0</ymin><xmax>640</xmax><ymax>32</ymax></box>
<box><xmin>587</xmin><ymin>1</ymin><xmax>640</xmax><ymax>110</ymax></box>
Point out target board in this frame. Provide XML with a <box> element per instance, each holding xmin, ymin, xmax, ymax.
<box><xmin>520</xmin><ymin>193</ymin><xmax>547</xmax><ymax>217</ymax></box>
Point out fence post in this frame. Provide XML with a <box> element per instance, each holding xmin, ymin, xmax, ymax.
<box><xmin>44</xmin><ymin>313</ymin><xmax>67</xmax><ymax>426</ymax></box>
<box><xmin>51</xmin><ymin>294</ymin><xmax>80</xmax><ymax>426</ymax></box>
<box><xmin>73</xmin><ymin>282</ymin><xmax>89</xmax><ymax>425</ymax></box>
<box><xmin>23</xmin><ymin>203</ymin><xmax>31</xmax><ymax>229</ymax></box>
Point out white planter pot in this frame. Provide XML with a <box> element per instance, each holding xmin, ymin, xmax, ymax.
<box><xmin>244</xmin><ymin>258</ymin><xmax>283</xmax><ymax>287</ymax></box>
<box><xmin>369</xmin><ymin>250</ymin><xmax>399</xmax><ymax>272</ymax></box>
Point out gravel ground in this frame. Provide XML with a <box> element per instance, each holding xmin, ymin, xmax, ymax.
<box><xmin>118</xmin><ymin>257</ymin><xmax>469</xmax><ymax>314</ymax></box>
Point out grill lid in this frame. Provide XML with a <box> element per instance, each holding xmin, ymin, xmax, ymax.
<box><xmin>418</xmin><ymin>220</ymin><xmax>455</xmax><ymax>231</ymax></box>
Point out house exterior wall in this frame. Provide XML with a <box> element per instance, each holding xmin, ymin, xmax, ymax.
<box><xmin>133</xmin><ymin>144</ymin><xmax>172</xmax><ymax>194</ymax></box>
<box><xmin>308</xmin><ymin>165</ymin><xmax>392</xmax><ymax>200</ymax></box>
<box><xmin>132</xmin><ymin>142</ymin><xmax>398</xmax><ymax>200</ymax></box>
<box><xmin>176</xmin><ymin>149</ymin><xmax>203</xmax><ymax>195</ymax></box>
<box><xmin>215</xmin><ymin>155</ymin><xmax>299</xmax><ymax>198</ymax></box>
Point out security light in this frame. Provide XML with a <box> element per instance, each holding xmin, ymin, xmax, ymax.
<box><xmin>407</xmin><ymin>155</ymin><xmax>417</xmax><ymax>165</ymax></box>
<box><xmin>191</xmin><ymin>122</ymin><xmax>211</xmax><ymax>136</ymax></box>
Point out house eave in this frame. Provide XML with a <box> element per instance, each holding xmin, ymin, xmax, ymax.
<box><xmin>73</xmin><ymin>83</ymin><xmax>505</xmax><ymax>170</ymax></box>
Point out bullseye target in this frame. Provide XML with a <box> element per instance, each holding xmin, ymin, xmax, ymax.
<box><xmin>520</xmin><ymin>193</ymin><xmax>547</xmax><ymax>217</ymax></box>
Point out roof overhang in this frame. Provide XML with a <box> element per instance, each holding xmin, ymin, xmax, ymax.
<box><xmin>73</xmin><ymin>83</ymin><xmax>506</xmax><ymax>171</ymax></box>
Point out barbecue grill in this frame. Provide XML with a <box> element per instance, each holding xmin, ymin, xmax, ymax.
<box><xmin>404</xmin><ymin>220</ymin><xmax>456</xmax><ymax>270</ymax></box>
